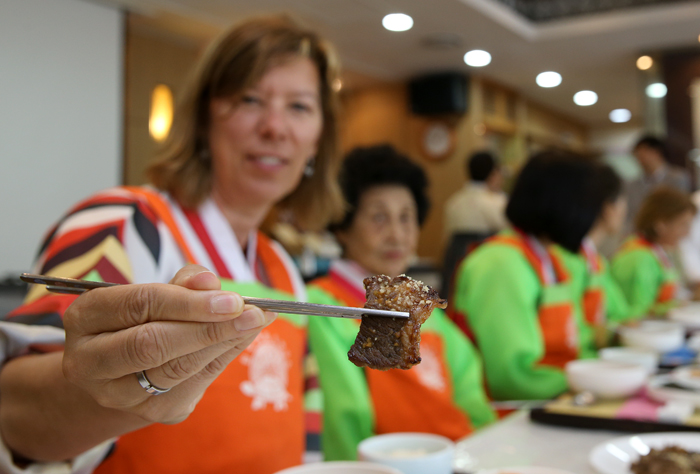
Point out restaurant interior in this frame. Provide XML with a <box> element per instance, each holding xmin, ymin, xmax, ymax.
<box><xmin>3</xmin><ymin>0</ymin><xmax>700</xmax><ymax>473</ymax></box>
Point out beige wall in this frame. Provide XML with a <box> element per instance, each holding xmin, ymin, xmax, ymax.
<box><xmin>124</xmin><ymin>23</ymin><xmax>201</xmax><ymax>185</ymax></box>
<box><xmin>341</xmin><ymin>77</ymin><xmax>589</xmax><ymax>264</ymax></box>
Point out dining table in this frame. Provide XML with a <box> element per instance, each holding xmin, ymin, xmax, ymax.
<box><xmin>454</xmin><ymin>410</ymin><xmax>627</xmax><ymax>474</ymax></box>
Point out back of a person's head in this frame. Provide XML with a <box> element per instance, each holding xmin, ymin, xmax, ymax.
<box><xmin>506</xmin><ymin>150</ymin><xmax>603</xmax><ymax>252</ymax></box>
<box><xmin>333</xmin><ymin>144</ymin><xmax>431</xmax><ymax>231</ymax></box>
<box><xmin>634</xmin><ymin>135</ymin><xmax>668</xmax><ymax>161</ymax></box>
<box><xmin>635</xmin><ymin>187</ymin><xmax>696</xmax><ymax>241</ymax></box>
<box><xmin>467</xmin><ymin>151</ymin><xmax>497</xmax><ymax>182</ymax></box>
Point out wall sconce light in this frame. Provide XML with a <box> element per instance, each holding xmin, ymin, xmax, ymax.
<box><xmin>149</xmin><ymin>84</ymin><xmax>173</xmax><ymax>142</ymax></box>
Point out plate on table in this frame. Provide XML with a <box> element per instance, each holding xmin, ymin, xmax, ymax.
<box><xmin>670</xmin><ymin>366</ymin><xmax>700</xmax><ymax>391</ymax></box>
<box><xmin>669</xmin><ymin>303</ymin><xmax>700</xmax><ymax>330</ymax></box>
<box><xmin>589</xmin><ymin>432</ymin><xmax>700</xmax><ymax>474</ymax></box>
<box><xmin>476</xmin><ymin>468</ymin><xmax>576</xmax><ymax>474</ymax></box>
<box><xmin>647</xmin><ymin>375</ymin><xmax>700</xmax><ymax>407</ymax></box>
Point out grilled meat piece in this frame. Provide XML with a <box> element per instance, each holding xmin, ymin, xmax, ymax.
<box><xmin>348</xmin><ymin>274</ymin><xmax>447</xmax><ymax>370</ymax></box>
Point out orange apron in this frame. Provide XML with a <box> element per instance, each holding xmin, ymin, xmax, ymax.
<box><xmin>95</xmin><ymin>189</ymin><xmax>306</xmax><ymax>474</ymax></box>
<box><xmin>313</xmin><ymin>266</ymin><xmax>473</xmax><ymax>441</ymax></box>
<box><xmin>484</xmin><ymin>234</ymin><xmax>578</xmax><ymax>370</ymax></box>
<box><xmin>581</xmin><ymin>240</ymin><xmax>606</xmax><ymax>326</ymax></box>
<box><xmin>622</xmin><ymin>236</ymin><xmax>678</xmax><ymax>306</ymax></box>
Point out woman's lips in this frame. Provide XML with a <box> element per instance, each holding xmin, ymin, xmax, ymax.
<box><xmin>383</xmin><ymin>251</ymin><xmax>404</xmax><ymax>260</ymax></box>
<box><xmin>247</xmin><ymin>154</ymin><xmax>288</xmax><ymax>171</ymax></box>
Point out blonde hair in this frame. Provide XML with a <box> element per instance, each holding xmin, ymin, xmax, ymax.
<box><xmin>147</xmin><ymin>15</ymin><xmax>343</xmax><ymax>230</ymax></box>
<box><xmin>635</xmin><ymin>186</ymin><xmax>696</xmax><ymax>241</ymax></box>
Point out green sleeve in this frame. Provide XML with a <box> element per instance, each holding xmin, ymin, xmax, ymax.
<box><xmin>426</xmin><ymin>309</ymin><xmax>496</xmax><ymax>428</ymax></box>
<box><xmin>611</xmin><ymin>250</ymin><xmax>662</xmax><ymax>320</ymax></box>
<box><xmin>306</xmin><ymin>286</ymin><xmax>374</xmax><ymax>461</ymax></box>
<box><xmin>453</xmin><ymin>244</ymin><xmax>568</xmax><ymax>400</ymax></box>
<box><xmin>600</xmin><ymin>259</ymin><xmax>631</xmax><ymax>324</ymax></box>
<box><xmin>554</xmin><ymin>246</ymin><xmax>587</xmax><ymax>302</ymax></box>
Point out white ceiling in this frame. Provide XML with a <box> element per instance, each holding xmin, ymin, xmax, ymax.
<box><xmin>93</xmin><ymin>0</ymin><xmax>700</xmax><ymax>128</ymax></box>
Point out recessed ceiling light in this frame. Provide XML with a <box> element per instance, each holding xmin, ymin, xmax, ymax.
<box><xmin>609</xmin><ymin>109</ymin><xmax>631</xmax><ymax>123</ymax></box>
<box><xmin>636</xmin><ymin>55</ymin><xmax>653</xmax><ymax>70</ymax></box>
<box><xmin>646</xmin><ymin>83</ymin><xmax>667</xmax><ymax>98</ymax></box>
<box><xmin>382</xmin><ymin>13</ymin><xmax>413</xmax><ymax>32</ymax></box>
<box><xmin>536</xmin><ymin>72</ymin><xmax>562</xmax><ymax>88</ymax></box>
<box><xmin>464</xmin><ymin>50</ymin><xmax>491</xmax><ymax>67</ymax></box>
<box><xmin>573</xmin><ymin>90</ymin><xmax>598</xmax><ymax>106</ymax></box>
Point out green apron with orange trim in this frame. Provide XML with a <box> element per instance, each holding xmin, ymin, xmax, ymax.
<box><xmin>307</xmin><ymin>261</ymin><xmax>495</xmax><ymax>461</ymax></box>
<box><xmin>611</xmin><ymin>235</ymin><xmax>679</xmax><ymax>320</ymax></box>
<box><xmin>94</xmin><ymin>188</ymin><xmax>308</xmax><ymax>474</ymax></box>
<box><xmin>451</xmin><ymin>230</ymin><xmax>589</xmax><ymax>401</ymax></box>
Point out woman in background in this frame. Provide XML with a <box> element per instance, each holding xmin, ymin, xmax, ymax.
<box><xmin>554</xmin><ymin>163</ymin><xmax>630</xmax><ymax>349</ymax></box>
<box><xmin>451</xmin><ymin>151</ymin><xmax>600</xmax><ymax>401</ymax></box>
<box><xmin>2</xmin><ymin>16</ymin><xmax>343</xmax><ymax>474</ymax></box>
<box><xmin>611</xmin><ymin>187</ymin><xmax>696</xmax><ymax>320</ymax></box>
<box><xmin>307</xmin><ymin>145</ymin><xmax>495</xmax><ymax>461</ymax></box>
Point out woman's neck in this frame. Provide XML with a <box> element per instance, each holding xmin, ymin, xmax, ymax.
<box><xmin>212</xmin><ymin>190</ymin><xmax>271</xmax><ymax>248</ymax></box>
<box><xmin>587</xmin><ymin>225</ymin><xmax>607</xmax><ymax>248</ymax></box>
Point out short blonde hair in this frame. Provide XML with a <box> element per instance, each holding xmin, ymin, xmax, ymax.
<box><xmin>148</xmin><ymin>15</ymin><xmax>344</xmax><ymax>230</ymax></box>
<box><xmin>635</xmin><ymin>186</ymin><xmax>696</xmax><ymax>241</ymax></box>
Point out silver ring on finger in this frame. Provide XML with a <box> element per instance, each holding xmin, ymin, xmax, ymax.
<box><xmin>136</xmin><ymin>370</ymin><xmax>171</xmax><ymax>395</ymax></box>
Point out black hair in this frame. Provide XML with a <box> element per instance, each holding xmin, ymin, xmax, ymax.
<box><xmin>332</xmin><ymin>144</ymin><xmax>430</xmax><ymax>231</ymax></box>
<box><xmin>634</xmin><ymin>135</ymin><xmax>668</xmax><ymax>160</ymax></box>
<box><xmin>505</xmin><ymin>150</ymin><xmax>619</xmax><ymax>252</ymax></box>
<box><xmin>468</xmin><ymin>151</ymin><xmax>498</xmax><ymax>182</ymax></box>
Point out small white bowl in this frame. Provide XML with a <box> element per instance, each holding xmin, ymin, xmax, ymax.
<box><xmin>598</xmin><ymin>347</ymin><xmax>659</xmax><ymax>375</ymax></box>
<box><xmin>358</xmin><ymin>432</ymin><xmax>455</xmax><ymax>474</ymax></box>
<box><xmin>565</xmin><ymin>359</ymin><xmax>648</xmax><ymax>399</ymax></box>
<box><xmin>274</xmin><ymin>462</ymin><xmax>403</xmax><ymax>474</ymax></box>
<box><xmin>618</xmin><ymin>320</ymin><xmax>685</xmax><ymax>353</ymax></box>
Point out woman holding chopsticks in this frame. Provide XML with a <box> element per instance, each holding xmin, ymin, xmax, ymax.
<box><xmin>1</xmin><ymin>15</ymin><xmax>343</xmax><ymax>474</ymax></box>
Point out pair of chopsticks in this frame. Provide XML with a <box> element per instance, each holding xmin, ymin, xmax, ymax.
<box><xmin>19</xmin><ymin>273</ymin><xmax>409</xmax><ymax>320</ymax></box>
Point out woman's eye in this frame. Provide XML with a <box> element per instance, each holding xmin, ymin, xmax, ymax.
<box><xmin>291</xmin><ymin>102</ymin><xmax>312</xmax><ymax>113</ymax></box>
<box><xmin>371</xmin><ymin>213</ymin><xmax>387</xmax><ymax>224</ymax></box>
<box><xmin>241</xmin><ymin>94</ymin><xmax>261</xmax><ymax>105</ymax></box>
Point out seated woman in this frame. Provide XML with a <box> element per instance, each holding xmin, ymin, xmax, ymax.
<box><xmin>451</xmin><ymin>151</ymin><xmax>600</xmax><ymax>401</ymax></box>
<box><xmin>612</xmin><ymin>187</ymin><xmax>696</xmax><ymax>320</ymax></box>
<box><xmin>306</xmin><ymin>145</ymin><xmax>495</xmax><ymax>461</ymax></box>
<box><xmin>554</xmin><ymin>163</ymin><xmax>630</xmax><ymax>349</ymax></box>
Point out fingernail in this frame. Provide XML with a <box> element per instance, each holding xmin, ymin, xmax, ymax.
<box><xmin>210</xmin><ymin>294</ymin><xmax>243</xmax><ymax>314</ymax></box>
<box><xmin>234</xmin><ymin>308</ymin><xmax>266</xmax><ymax>331</ymax></box>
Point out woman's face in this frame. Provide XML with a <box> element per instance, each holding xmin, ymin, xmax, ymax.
<box><xmin>208</xmin><ymin>56</ymin><xmax>323</xmax><ymax>209</ymax></box>
<box><xmin>601</xmin><ymin>196</ymin><xmax>628</xmax><ymax>236</ymax></box>
<box><xmin>655</xmin><ymin>210</ymin><xmax>695</xmax><ymax>247</ymax></box>
<box><xmin>336</xmin><ymin>185</ymin><xmax>420</xmax><ymax>278</ymax></box>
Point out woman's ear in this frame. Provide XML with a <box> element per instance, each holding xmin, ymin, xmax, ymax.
<box><xmin>653</xmin><ymin>220</ymin><xmax>667</xmax><ymax>240</ymax></box>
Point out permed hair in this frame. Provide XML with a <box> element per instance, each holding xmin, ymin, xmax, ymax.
<box><xmin>331</xmin><ymin>144</ymin><xmax>430</xmax><ymax>231</ymax></box>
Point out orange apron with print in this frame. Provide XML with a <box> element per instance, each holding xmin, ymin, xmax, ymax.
<box><xmin>491</xmin><ymin>235</ymin><xmax>578</xmax><ymax>370</ymax></box>
<box><xmin>95</xmin><ymin>190</ymin><xmax>306</xmax><ymax>474</ymax></box>
<box><xmin>313</xmin><ymin>276</ymin><xmax>473</xmax><ymax>440</ymax></box>
<box><xmin>581</xmin><ymin>246</ymin><xmax>605</xmax><ymax>326</ymax></box>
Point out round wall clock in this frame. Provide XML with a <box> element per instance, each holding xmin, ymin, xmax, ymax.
<box><xmin>420</xmin><ymin>122</ymin><xmax>455</xmax><ymax>161</ymax></box>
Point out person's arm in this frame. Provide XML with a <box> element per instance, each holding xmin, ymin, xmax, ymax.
<box><xmin>431</xmin><ymin>310</ymin><xmax>495</xmax><ymax>429</ymax></box>
<box><xmin>601</xmin><ymin>260</ymin><xmax>631</xmax><ymax>325</ymax></box>
<box><xmin>306</xmin><ymin>287</ymin><xmax>374</xmax><ymax>461</ymax></box>
<box><xmin>611</xmin><ymin>251</ymin><xmax>662</xmax><ymax>320</ymax></box>
<box><xmin>0</xmin><ymin>266</ymin><xmax>276</xmax><ymax>462</ymax></box>
<box><xmin>452</xmin><ymin>246</ymin><xmax>568</xmax><ymax>401</ymax></box>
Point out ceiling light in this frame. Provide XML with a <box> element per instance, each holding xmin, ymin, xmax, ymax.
<box><xmin>609</xmin><ymin>109</ymin><xmax>631</xmax><ymax>123</ymax></box>
<box><xmin>573</xmin><ymin>90</ymin><xmax>598</xmax><ymax>106</ymax></box>
<box><xmin>646</xmin><ymin>83</ymin><xmax>667</xmax><ymax>98</ymax></box>
<box><xmin>382</xmin><ymin>13</ymin><xmax>413</xmax><ymax>32</ymax></box>
<box><xmin>636</xmin><ymin>55</ymin><xmax>653</xmax><ymax>71</ymax></box>
<box><xmin>536</xmin><ymin>72</ymin><xmax>562</xmax><ymax>88</ymax></box>
<box><xmin>464</xmin><ymin>50</ymin><xmax>491</xmax><ymax>67</ymax></box>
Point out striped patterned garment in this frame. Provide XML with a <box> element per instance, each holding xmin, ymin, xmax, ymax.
<box><xmin>9</xmin><ymin>185</ymin><xmax>306</xmax><ymax>324</ymax></box>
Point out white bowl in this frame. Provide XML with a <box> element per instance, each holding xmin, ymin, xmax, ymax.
<box><xmin>618</xmin><ymin>321</ymin><xmax>685</xmax><ymax>353</ymax></box>
<box><xmin>274</xmin><ymin>462</ymin><xmax>403</xmax><ymax>474</ymax></box>
<box><xmin>565</xmin><ymin>360</ymin><xmax>648</xmax><ymax>399</ymax></box>
<box><xmin>477</xmin><ymin>468</ymin><xmax>576</xmax><ymax>474</ymax></box>
<box><xmin>358</xmin><ymin>433</ymin><xmax>455</xmax><ymax>474</ymax></box>
<box><xmin>598</xmin><ymin>347</ymin><xmax>659</xmax><ymax>375</ymax></box>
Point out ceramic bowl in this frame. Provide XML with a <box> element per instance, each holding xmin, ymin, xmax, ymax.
<box><xmin>358</xmin><ymin>432</ymin><xmax>455</xmax><ymax>474</ymax></box>
<box><xmin>274</xmin><ymin>461</ymin><xmax>403</xmax><ymax>474</ymax></box>
<box><xmin>565</xmin><ymin>359</ymin><xmax>648</xmax><ymax>399</ymax></box>
<box><xmin>598</xmin><ymin>347</ymin><xmax>659</xmax><ymax>375</ymax></box>
<box><xmin>618</xmin><ymin>320</ymin><xmax>685</xmax><ymax>353</ymax></box>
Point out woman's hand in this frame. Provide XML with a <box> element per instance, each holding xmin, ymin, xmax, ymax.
<box><xmin>62</xmin><ymin>265</ymin><xmax>276</xmax><ymax>424</ymax></box>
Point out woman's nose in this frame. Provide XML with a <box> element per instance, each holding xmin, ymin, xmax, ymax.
<box><xmin>258</xmin><ymin>104</ymin><xmax>288</xmax><ymax>140</ymax></box>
